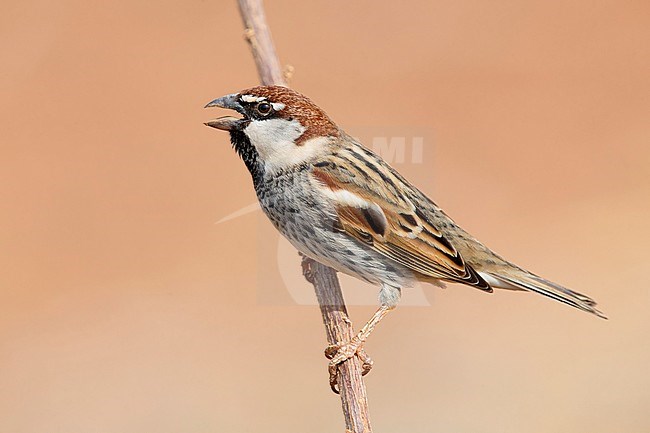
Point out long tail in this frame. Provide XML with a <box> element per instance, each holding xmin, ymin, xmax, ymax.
<box><xmin>479</xmin><ymin>269</ymin><xmax>607</xmax><ymax>319</ymax></box>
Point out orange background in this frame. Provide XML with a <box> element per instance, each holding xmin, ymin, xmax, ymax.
<box><xmin>1</xmin><ymin>1</ymin><xmax>649</xmax><ymax>432</ymax></box>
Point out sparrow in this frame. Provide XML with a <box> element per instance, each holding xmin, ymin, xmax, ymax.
<box><xmin>204</xmin><ymin>85</ymin><xmax>605</xmax><ymax>392</ymax></box>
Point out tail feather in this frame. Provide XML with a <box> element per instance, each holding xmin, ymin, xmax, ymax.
<box><xmin>479</xmin><ymin>270</ymin><xmax>607</xmax><ymax>319</ymax></box>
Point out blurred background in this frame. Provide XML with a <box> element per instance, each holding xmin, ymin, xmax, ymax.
<box><xmin>1</xmin><ymin>1</ymin><xmax>649</xmax><ymax>432</ymax></box>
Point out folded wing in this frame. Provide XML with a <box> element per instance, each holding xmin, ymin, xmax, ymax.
<box><xmin>311</xmin><ymin>161</ymin><xmax>491</xmax><ymax>292</ymax></box>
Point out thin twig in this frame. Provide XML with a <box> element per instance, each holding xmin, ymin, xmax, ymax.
<box><xmin>235</xmin><ymin>1</ymin><xmax>373</xmax><ymax>431</ymax></box>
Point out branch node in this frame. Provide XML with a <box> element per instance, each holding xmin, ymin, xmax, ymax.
<box><xmin>243</xmin><ymin>27</ymin><xmax>255</xmax><ymax>43</ymax></box>
<box><xmin>283</xmin><ymin>64</ymin><xmax>295</xmax><ymax>83</ymax></box>
<box><xmin>300</xmin><ymin>253</ymin><xmax>315</xmax><ymax>284</ymax></box>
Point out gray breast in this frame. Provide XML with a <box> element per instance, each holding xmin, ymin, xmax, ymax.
<box><xmin>255</xmin><ymin>169</ymin><xmax>414</xmax><ymax>289</ymax></box>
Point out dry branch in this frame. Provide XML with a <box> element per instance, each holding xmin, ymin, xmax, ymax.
<box><xmin>235</xmin><ymin>0</ymin><xmax>373</xmax><ymax>431</ymax></box>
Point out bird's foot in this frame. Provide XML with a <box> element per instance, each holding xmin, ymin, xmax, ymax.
<box><xmin>324</xmin><ymin>338</ymin><xmax>374</xmax><ymax>394</ymax></box>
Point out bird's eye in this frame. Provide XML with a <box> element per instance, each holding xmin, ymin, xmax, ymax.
<box><xmin>257</xmin><ymin>102</ymin><xmax>272</xmax><ymax>115</ymax></box>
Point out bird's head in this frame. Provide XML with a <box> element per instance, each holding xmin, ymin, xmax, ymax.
<box><xmin>205</xmin><ymin>86</ymin><xmax>340</xmax><ymax>178</ymax></box>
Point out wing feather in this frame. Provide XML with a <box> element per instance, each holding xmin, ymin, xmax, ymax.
<box><xmin>311</xmin><ymin>160</ymin><xmax>491</xmax><ymax>292</ymax></box>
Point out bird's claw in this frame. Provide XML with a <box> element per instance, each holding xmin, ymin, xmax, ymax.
<box><xmin>359</xmin><ymin>348</ymin><xmax>374</xmax><ymax>376</ymax></box>
<box><xmin>324</xmin><ymin>339</ymin><xmax>374</xmax><ymax>394</ymax></box>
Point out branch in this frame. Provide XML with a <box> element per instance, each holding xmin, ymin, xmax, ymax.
<box><xmin>235</xmin><ymin>1</ymin><xmax>373</xmax><ymax>431</ymax></box>
<box><xmin>236</xmin><ymin>0</ymin><xmax>286</xmax><ymax>87</ymax></box>
<box><xmin>304</xmin><ymin>258</ymin><xmax>373</xmax><ymax>433</ymax></box>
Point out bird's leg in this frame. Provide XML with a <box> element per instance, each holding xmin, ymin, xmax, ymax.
<box><xmin>325</xmin><ymin>304</ymin><xmax>394</xmax><ymax>393</ymax></box>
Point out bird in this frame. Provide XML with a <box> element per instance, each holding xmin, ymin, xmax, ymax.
<box><xmin>204</xmin><ymin>85</ymin><xmax>606</xmax><ymax>392</ymax></box>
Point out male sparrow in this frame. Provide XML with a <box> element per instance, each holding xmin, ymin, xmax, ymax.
<box><xmin>205</xmin><ymin>86</ymin><xmax>605</xmax><ymax>391</ymax></box>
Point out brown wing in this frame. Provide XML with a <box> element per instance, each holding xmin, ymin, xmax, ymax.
<box><xmin>311</xmin><ymin>159</ymin><xmax>491</xmax><ymax>292</ymax></box>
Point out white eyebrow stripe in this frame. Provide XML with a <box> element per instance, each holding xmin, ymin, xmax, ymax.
<box><xmin>241</xmin><ymin>94</ymin><xmax>266</xmax><ymax>103</ymax></box>
<box><xmin>271</xmin><ymin>102</ymin><xmax>285</xmax><ymax>111</ymax></box>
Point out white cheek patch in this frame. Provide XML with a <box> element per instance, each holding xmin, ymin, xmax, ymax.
<box><xmin>245</xmin><ymin>119</ymin><xmax>329</xmax><ymax>174</ymax></box>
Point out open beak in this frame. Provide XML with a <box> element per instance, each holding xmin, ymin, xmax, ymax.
<box><xmin>204</xmin><ymin>93</ymin><xmax>248</xmax><ymax>131</ymax></box>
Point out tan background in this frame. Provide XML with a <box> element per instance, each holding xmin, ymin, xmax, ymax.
<box><xmin>2</xmin><ymin>1</ymin><xmax>649</xmax><ymax>432</ymax></box>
